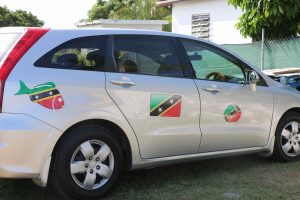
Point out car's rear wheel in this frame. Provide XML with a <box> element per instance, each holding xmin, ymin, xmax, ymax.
<box><xmin>50</xmin><ymin>125</ymin><xmax>123</xmax><ymax>199</ymax></box>
<box><xmin>273</xmin><ymin>112</ymin><xmax>300</xmax><ymax>162</ymax></box>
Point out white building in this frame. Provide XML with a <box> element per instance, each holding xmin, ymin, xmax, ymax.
<box><xmin>158</xmin><ymin>0</ymin><xmax>251</xmax><ymax>44</ymax></box>
<box><xmin>76</xmin><ymin>19</ymin><xmax>168</xmax><ymax>31</ymax></box>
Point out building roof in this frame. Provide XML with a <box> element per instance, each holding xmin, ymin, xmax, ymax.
<box><xmin>157</xmin><ymin>0</ymin><xmax>188</xmax><ymax>6</ymax></box>
<box><xmin>76</xmin><ymin>19</ymin><xmax>168</xmax><ymax>27</ymax></box>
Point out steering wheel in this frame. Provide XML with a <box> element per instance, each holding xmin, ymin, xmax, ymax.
<box><xmin>206</xmin><ymin>72</ymin><xmax>226</xmax><ymax>81</ymax></box>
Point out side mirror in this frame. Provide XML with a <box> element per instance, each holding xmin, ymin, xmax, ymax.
<box><xmin>248</xmin><ymin>70</ymin><xmax>260</xmax><ymax>84</ymax></box>
<box><xmin>247</xmin><ymin>70</ymin><xmax>260</xmax><ymax>92</ymax></box>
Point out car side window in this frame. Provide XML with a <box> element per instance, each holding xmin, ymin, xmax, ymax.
<box><xmin>113</xmin><ymin>36</ymin><xmax>185</xmax><ymax>78</ymax></box>
<box><xmin>181</xmin><ymin>40</ymin><xmax>246</xmax><ymax>84</ymax></box>
<box><xmin>35</xmin><ymin>36</ymin><xmax>107</xmax><ymax>71</ymax></box>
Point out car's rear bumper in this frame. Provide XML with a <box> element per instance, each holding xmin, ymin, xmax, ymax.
<box><xmin>0</xmin><ymin>113</ymin><xmax>62</xmax><ymax>178</ymax></box>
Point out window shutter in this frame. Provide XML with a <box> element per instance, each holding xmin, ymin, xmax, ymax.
<box><xmin>191</xmin><ymin>14</ymin><xmax>210</xmax><ymax>40</ymax></box>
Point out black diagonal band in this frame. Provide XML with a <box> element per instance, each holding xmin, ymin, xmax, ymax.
<box><xmin>30</xmin><ymin>89</ymin><xmax>60</xmax><ymax>102</ymax></box>
<box><xmin>150</xmin><ymin>95</ymin><xmax>181</xmax><ymax>116</ymax></box>
<box><xmin>228</xmin><ymin>106</ymin><xmax>241</xmax><ymax>115</ymax></box>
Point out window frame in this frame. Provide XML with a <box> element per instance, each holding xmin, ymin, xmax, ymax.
<box><xmin>108</xmin><ymin>34</ymin><xmax>195</xmax><ymax>79</ymax></box>
<box><xmin>34</xmin><ymin>35</ymin><xmax>108</xmax><ymax>72</ymax></box>
<box><xmin>178</xmin><ymin>38</ymin><xmax>268</xmax><ymax>86</ymax></box>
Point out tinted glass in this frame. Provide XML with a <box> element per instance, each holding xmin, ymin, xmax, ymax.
<box><xmin>35</xmin><ymin>36</ymin><xmax>107</xmax><ymax>71</ymax></box>
<box><xmin>113</xmin><ymin>36</ymin><xmax>184</xmax><ymax>78</ymax></box>
<box><xmin>182</xmin><ymin>40</ymin><xmax>246</xmax><ymax>84</ymax></box>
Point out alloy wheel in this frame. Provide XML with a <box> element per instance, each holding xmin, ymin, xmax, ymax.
<box><xmin>280</xmin><ymin>121</ymin><xmax>300</xmax><ymax>157</ymax></box>
<box><xmin>70</xmin><ymin>140</ymin><xmax>114</xmax><ymax>190</ymax></box>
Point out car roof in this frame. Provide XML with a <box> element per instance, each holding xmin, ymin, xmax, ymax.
<box><xmin>0</xmin><ymin>27</ymin><xmax>218</xmax><ymax>49</ymax></box>
<box><xmin>51</xmin><ymin>28</ymin><xmax>208</xmax><ymax>41</ymax></box>
<box><xmin>50</xmin><ymin>28</ymin><xmax>225</xmax><ymax>50</ymax></box>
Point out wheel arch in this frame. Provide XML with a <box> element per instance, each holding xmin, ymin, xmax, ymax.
<box><xmin>264</xmin><ymin>107</ymin><xmax>300</xmax><ymax>154</ymax></box>
<box><xmin>271</xmin><ymin>107</ymin><xmax>300</xmax><ymax>161</ymax></box>
<box><xmin>51</xmin><ymin>119</ymin><xmax>132</xmax><ymax>170</ymax></box>
<box><xmin>276</xmin><ymin>107</ymin><xmax>300</xmax><ymax>131</ymax></box>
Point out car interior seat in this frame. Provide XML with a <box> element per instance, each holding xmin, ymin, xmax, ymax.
<box><xmin>86</xmin><ymin>50</ymin><xmax>105</xmax><ymax>71</ymax></box>
<box><xmin>56</xmin><ymin>54</ymin><xmax>78</xmax><ymax>69</ymax></box>
<box><xmin>157</xmin><ymin>55</ymin><xmax>184</xmax><ymax>77</ymax></box>
<box><xmin>122</xmin><ymin>60</ymin><xmax>138</xmax><ymax>73</ymax></box>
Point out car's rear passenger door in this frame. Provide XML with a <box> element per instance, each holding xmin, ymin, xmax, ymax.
<box><xmin>105</xmin><ymin>35</ymin><xmax>201</xmax><ymax>159</ymax></box>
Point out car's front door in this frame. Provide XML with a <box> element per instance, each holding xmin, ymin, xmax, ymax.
<box><xmin>180</xmin><ymin>39</ymin><xmax>274</xmax><ymax>152</ymax></box>
<box><xmin>105</xmin><ymin>35</ymin><xmax>201</xmax><ymax>159</ymax></box>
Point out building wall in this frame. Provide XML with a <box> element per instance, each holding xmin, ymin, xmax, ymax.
<box><xmin>172</xmin><ymin>0</ymin><xmax>251</xmax><ymax>44</ymax></box>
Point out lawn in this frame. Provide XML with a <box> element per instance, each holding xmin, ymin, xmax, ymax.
<box><xmin>1</xmin><ymin>154</ymin><xmax>300</xmax><ymax>200</ymax></box>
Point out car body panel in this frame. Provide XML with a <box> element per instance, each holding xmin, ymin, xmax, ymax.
<box><xmin>195</xmin><ymin>80</ymin><xmax>274</xmax><ymax>152</ymax></box>
<box><xmin>106</xmin><ymin>72</ymin><xmax>201</xmax><ymax>158</ymax></box>
<box><xmin>269</xmin><ymin>85</ymin><xmax>300</xmax><ymax>136</ymax></box>
<box><xmin>4</xmin><ymin>66</ymin><xmax>141</xmax><ymax>169</ymax></box>
<box><xmin>0</xmin><ymin>113</ymin><xmax>61</xmax><ymax>178</ymax></box>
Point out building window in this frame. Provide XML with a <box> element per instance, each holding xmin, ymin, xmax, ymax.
<box><xmin>191</xmin><ymin>14</ymin><xmax>210</xmax><ymax>40</ymax></box>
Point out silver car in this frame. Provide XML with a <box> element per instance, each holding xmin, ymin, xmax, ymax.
<box><xmin>0</xmin><ymin>27</ymin><xmax>300</xmax><ymax>199</ymax></box>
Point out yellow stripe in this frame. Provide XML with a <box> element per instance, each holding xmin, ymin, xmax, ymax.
<box><xmin>150</xmin><ymin>95</ymin><xmax>173</xmax><ymax>113</ymax></box>
<box><xmin>31</xmin><ymin>88</ymin><xmax>55</xmax><ymax>95</ymax></box>
<box><xmin>33</xmin><ymin>94</ymin><xmax>60</xmax><ymax>103</ymax></box>
<box><xmin>159</xmin><ymin>100</ymin><xmax>181</xmax><ymax>116</ymax></box>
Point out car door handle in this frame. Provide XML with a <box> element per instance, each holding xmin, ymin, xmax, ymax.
<box><xmin>202</xmin><ymin>87</ymin><xmax>222</xmax><ymax>92</ymax></box>
<box><xmin>110</xmin><ymin>80</ymin><xmax>136</xmax><ymax>86</ymax></box>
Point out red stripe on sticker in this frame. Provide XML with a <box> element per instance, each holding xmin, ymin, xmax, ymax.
<box><xmin>160</xmin><ymin>100</ymin><xmax>181</xmax><ymax>117</ymax></box>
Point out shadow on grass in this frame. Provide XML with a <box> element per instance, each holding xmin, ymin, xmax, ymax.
<box><xmin>0</xmin><ymin>155</ymin><xmax>286</xmax><ymax>200</ymax></box>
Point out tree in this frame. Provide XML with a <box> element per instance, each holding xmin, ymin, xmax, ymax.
<box><xmin>88</xmin><ymin>0</ymin><xmax>125</xmax><ymax>20</ymax></box>
<box><xmin>0</xmin><ymin>6</ymin><xmax>44</xmax><ymax>27</ymax></box>
<box><xmin>228</xmin><ymin>0</ymin><xmax>300</xmax><ymax>40</ymax></box>
<box><xmin>88</xmin><ymin>0</ymin><xmax>172</xmax><ymax>32</ymax></box>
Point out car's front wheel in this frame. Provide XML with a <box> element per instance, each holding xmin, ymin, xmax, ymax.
<box><xmin>50</xmin><ymin>125</ymin><xmax>123</xmax><ymax>199</ymax></box>
<box><xmin>273</xmin><ymin>111</ymin><xmax>300</xmax><ymax>162</ymax></box>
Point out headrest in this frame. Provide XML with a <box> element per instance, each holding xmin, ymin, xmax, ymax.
<box><xmin>86</xmin><ymin>50</ymin><xmax>102</xmax><ymax>61</ymax></box>
<box><xmin>56</xmin><ymin>54</ymin><xmax>78</xmax><ymax>66</ymax></box>
<box><xmin>157</xmin><ymin>55</ymin><xmax>183</xmax><ymax>77</ymax></box>
<box><xmin>122</xmin><ymin>60</ymin><xmax>138</xmax><ymax>73</ymax></box>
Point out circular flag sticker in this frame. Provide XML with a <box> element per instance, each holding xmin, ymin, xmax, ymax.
<box><xmin>224</xmin><ymin>105</ymin><xmax>242</xmax><ymax>123</ymax></box>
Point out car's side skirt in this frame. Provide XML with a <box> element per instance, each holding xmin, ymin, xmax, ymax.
<box><xmin>131</xmin><ymin>146</ymin><xmax>269</xmax><ymax>170</ymax></box>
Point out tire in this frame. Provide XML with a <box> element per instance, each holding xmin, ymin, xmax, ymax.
<box><xmin>273</xmin><ymin>111</ymin><xmax>300</xmax><ymax>162</ymax></box>
<box><xmin>50</xmin><ymin>124</ymin><xmax>124</xmax><ymax>199</ymax></box>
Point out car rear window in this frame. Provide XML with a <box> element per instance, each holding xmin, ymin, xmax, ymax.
<box><xmin>0</xmin><ymin>33</ymin><xmax>22</xmax><ymax>62</ymax></box>
<box><xmin>34</xmin><ymin>36</ymin><xmax>107</xmax><ymax>72</ymax></box>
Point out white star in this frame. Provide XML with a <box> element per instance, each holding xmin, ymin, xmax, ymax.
<box><xmin>170</xmin><ymin>99</ymin><xmax>174</xmax><ymax>104</ymax></box>
<box><xmin>35</xmin><ymin>95</ymin><xmax>39</xmax><ymax>99</ymax></box>
<box><xmin>158</xmin><ymin>107</ymin><xmax>163</xmax><ymax>112</ymax></box>
<box><xmin>49</xmin><ymin>91</ymin><xmax>53</xmax><ymax>95</ymax></box>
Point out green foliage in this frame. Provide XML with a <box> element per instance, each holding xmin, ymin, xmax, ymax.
<box><xmin>88</xmin><ymin>0</ymin><xmax>125</xmax><ymax>20</ymax></box>
<box><xmin>88</xmin><ymin>0</ymin><xmax>172</xmax><ymax>32</ymax></box>
<box><xmin>0</xmin><ymin>6</ymin><xmax>44</xmax><ymax>27</ymax></box>
<box><xmin>228</xmin><ymin>0</ymin><xmax>300</xmax><ymax>40</ymax></box>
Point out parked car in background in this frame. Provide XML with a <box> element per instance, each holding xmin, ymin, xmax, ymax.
<box><xmin>264</xmin><ymin>68</ymin><xmax>300</xmax><ymax>91</ymax></box>
<box><xmin>1</xmin><ymin>27</ymin><xmax>300</xmax><ymax>199</ymax></box>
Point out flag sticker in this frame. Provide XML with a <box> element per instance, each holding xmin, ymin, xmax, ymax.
<box><xmin>224</xmin><ymin>104</ymin><xmax>242</xmax><ymax>123</ymax></box>
<box><xmin>150</xmin><ymin>94</ymin><xmax>181</xmax><ymax>117</ymax></box>
<box><xmin>15</xmin><ymin>80</ymin><xmax>64</xmax><ymax>110</ymax></box>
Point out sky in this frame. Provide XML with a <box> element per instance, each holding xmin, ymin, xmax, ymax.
<box><xmin>0</xmin><ymin>0</ymin><xmax>96</xmax><ymax>28</ymax></box>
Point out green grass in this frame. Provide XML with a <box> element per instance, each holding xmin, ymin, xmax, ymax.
<box><xmin>1</xmin><ymin>154</ymin><xmax>300</xmax><ymax>200</ymax></box>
